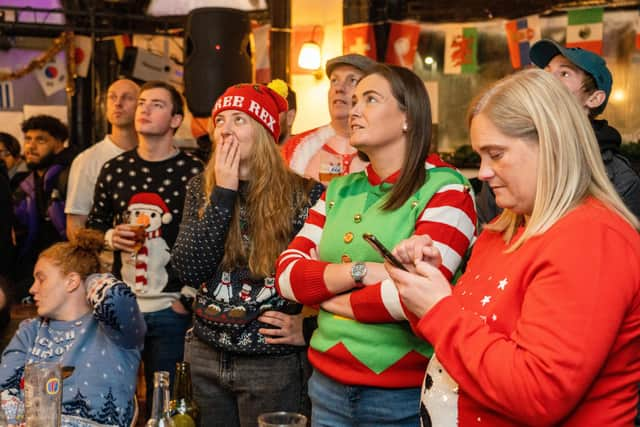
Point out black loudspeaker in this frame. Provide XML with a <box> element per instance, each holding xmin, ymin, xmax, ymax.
<box><xmin>184</xmin><ymin>8</ymin><xmax>253</xmax><ymax>117</ymax></box>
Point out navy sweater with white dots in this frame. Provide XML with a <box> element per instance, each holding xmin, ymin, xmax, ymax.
<box><xmin>87</xmin><ymin>149</ymin><xmax>202</xmax><ymax>313</ymax></box>
<box><xmin>172</xmin><ymin>174</ymin><xmax>324</xmax><ymax>355</ymax></box>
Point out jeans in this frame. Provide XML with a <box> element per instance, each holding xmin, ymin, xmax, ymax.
<box><xmin>142</xmin><ymin>307</ymin><xmax>192</xmax><ymax>416</ymax></box>
<box><xmin>308</xmin><ymin>370</ymin><xmax>421</xmax><ymax>427</ymax></box>
<box><xmin>184</xmin><ymin>331</ymin><xmax>310</xmax><ymax>427</ymax></box>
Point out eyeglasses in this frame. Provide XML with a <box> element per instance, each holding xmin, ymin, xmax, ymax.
<box><xmin>0</xmin><ymin>149</ymin><xmax>11</xmax><ymax>157</ymax></box>
<box><xmin>23</xmin><ymin>136</ymin><xmax>52</xmax><ymax>146</ymax></box>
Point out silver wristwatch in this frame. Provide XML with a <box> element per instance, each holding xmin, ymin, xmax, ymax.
<box><xmin>351</xmin><ymin>262</ymin><xmax>367</xmax><ymax>285</ymax></box>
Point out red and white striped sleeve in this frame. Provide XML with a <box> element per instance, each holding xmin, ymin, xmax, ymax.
<box><xmin>276</xmin><ymin>192</ymin><xmax>333</xmax><ymax>305</ymax></box>
<box><xmin>350</xmin><ymin>182</ymin><xmax>477</xmax><ymax>323</ymax></box>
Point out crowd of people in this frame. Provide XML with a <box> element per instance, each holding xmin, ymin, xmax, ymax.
<box><xmin>0</xmin><ymin>39</ymin><xmax>638</xmax><ymax>427</ymax></box>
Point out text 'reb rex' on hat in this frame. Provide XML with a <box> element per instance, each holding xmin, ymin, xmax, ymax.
<box><xmin>211</xmin><ymin>83</ymin><xmax>288</xmax><ymax>142</ymax></box>
<box><xmin>529</xmin><ymin>39</ymin><xmax>612</xmax><ymax>114</ymax></box>
<box><xmin>325</xmin><ymin>53</ymin><xmax>377</xmax><ymax>78</ymax></box>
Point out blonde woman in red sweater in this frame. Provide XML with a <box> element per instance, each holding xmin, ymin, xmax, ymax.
<box><xmin>389</xmin><ymin>68</ymin><xmax>640</xmax><ymax>426</ymax></box>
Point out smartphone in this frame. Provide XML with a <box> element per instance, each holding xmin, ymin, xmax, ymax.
<box><xmin>362</xmin><ymin>233</ymin><xmax>408</xmax><ymax>271</ymax></box>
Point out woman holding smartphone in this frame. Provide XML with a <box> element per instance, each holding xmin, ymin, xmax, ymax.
<box><xmin>388</xmin><ymin>69</ymin><xmax>640</xmax><ymax>426</ymax></box>
<box><xmin>275</xmin><ymin>64</ymin><xmax>477</xmax><ymax>426</ymax></box>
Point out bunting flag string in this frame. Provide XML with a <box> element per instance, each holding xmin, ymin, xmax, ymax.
<box><xmin>444</xmin><ymin>26</ymin><xmax>478</xmax><ymax>75</ymax></box>
<box><xmin>635</xmin><ymin>9</ymin><xmax>640</xmax><ymax>50</ymax></box>
<box><xmin>343</xmin><ymin>23</ymin><xmax>377</xmax><ymax>59</ymax></box>
<box><xmin>505</xmin><ymin>15</ymin><xmax>541</xmax><ymax>69</ymax></box>
<box><xmin>385</xmin><ymin>21</ymin><xmax>421</xmax><ymax>68</ymax></box>
<box><xmin>566</xmin><ymin>7</ymin><xmax>604</xmax><ymax>54</ymax></box>
<box><xmin>253</xmin><ymin>24</ymin><xmax>271</xmax><ymax>83</ymax></box>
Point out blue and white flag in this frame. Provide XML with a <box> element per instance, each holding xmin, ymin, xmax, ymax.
<box><xmin>0</xmin><ymin>79</ymin><xmax>14</xmax><ymax>109</ymax></box>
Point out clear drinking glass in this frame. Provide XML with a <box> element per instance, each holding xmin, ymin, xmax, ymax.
<box><xmin>24</xmin><ymin>361</ymin><xmax>62</xmax><ymax>427</ymax></box>
<box><xmin>121</xmin><ymin>210</ymin><xmax>147</xmax><ymax>293</ymax></box>
<box><xmin>257</xmin><ymin>412</ymin><xmax>307</xmax><ymax>427</ymax></box>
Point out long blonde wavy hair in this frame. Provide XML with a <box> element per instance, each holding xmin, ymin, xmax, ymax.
<box><xmin>201</xmin><ymin>118</ymin><xmax>315</xmax><ymax>277</ymax></box>
<box><xmin>468</xmin><ymin>69</ymin><xmax>639</xmax><ymax>251</ymax></box>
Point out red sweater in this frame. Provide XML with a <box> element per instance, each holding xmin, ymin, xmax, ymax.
<box><xmin>418</xmin><ymin>198</ymin><xmax>640</xmax><ymax>426</ymax></box>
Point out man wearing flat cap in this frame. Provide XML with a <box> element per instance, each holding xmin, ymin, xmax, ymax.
<box><xmin>282</xmin><ymin>53</ymin><xmax>376</xmax><ymax>186</ymax></box>
<box><xmin>477</xmin><ymin>39</ymin><xmax>640</xmax><ymax>224</ymax></box>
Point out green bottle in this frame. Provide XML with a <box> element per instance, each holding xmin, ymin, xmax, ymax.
<box><xmin>169</xmin><ymin>362</ymin><xmax>200</xmax><ymax>427</ymax></box>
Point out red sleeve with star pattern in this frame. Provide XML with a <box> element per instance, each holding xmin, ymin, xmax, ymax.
<box><xmin>415</xmin><ymin>202</ymin><xmax>640</xmax><ymax>425</ymax></box>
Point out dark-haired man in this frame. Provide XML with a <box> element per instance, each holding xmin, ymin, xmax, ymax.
<box><xmin>12</xmin><ymin>115</ymin><xmax>76</xmax><ymax>299</ymax></box>
<box><xmin>0</xmin><ymin>132</ymin><xmax>28</xmax><ymax>190</ymax></box>
<box><xmin>87</xmin><ymin>81</ymin><xmax>202</xmax><ymax>412</ymax></box>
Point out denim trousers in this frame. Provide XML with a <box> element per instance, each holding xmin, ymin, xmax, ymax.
<box><xmin>308</xmin><ymin>370</ymin><xmax>421</xmax><ymax>427</ymax></box>
<box><xmin>184</xmin><ymin>331</ymin><xmax>310</xmax><ymax>427</ymax></box>
<box><xmin>142</xmin><ymin>307</ymin><xmax>192</xmax><ymax>415</ymax></box>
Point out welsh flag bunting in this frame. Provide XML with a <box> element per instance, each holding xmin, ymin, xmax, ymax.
<box><xmin>385</xmin><ymin>21</ymin><xmax>420</xmax><ymax>68</ymax></box>
<box><xmin>505</xmin><ymin>15</ymin><xmax>541</xmax><ymax>69</ymax></box>
<box><xmin>444</xmin><ymin>26</ymin><xmax>478</xmax><ymax>74</ymax></box>
<box><xmin>566</xmin><ymin>7</ymin><xmax>604</xmax><ymax>54</ymax></box>
<box><xmin>343</xmin><ymin>23</ymin><xmax>377</xmax><ymax>59</ymax></box>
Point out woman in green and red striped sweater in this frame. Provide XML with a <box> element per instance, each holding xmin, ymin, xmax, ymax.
<box><xmin>276</xmin><ymin>64</ymin><xmax>477</xmax><ymax>426</ymax></box>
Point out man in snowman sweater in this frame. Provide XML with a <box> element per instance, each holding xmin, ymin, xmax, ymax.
<box><xmin>86</xmin><ymin>81</ymin><xmax>202</xmax><ymax>411</ymax></box>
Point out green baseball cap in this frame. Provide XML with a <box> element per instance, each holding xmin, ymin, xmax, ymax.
<box><xmin>529</xmin><ymin>39</ymin><xmax>612</xmax><ymax>114</ymax></box>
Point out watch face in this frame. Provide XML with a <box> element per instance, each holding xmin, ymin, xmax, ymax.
<box><xmin>352</xmin><ymin>262</ymin><xmax>367</xmax><ymax>281</ymax></box>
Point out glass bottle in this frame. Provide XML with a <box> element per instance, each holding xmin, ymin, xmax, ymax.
<box><xmin>169</xmin><ymin>362</ymin><xmax>200</xmax><ymax>427</ymax></box>
<box><xmin>146</xmin><ymin>371</ymin><xmax>175</xmax><ymax>427</ymax></box>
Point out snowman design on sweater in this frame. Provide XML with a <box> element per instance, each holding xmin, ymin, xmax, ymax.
<box><xmin>204</xmin><ymin>274</ymin><xmax>279</xmax><ymax>323</ymax></box>
<box><xmin>420</xmin><ymin>354</ymin><xmax>459</xmax><ymax>427</ymax></box>
<box><xmin>121</xmin><ymin>193</ymin><xmax>172</xmax><ymax>295</ymax></box>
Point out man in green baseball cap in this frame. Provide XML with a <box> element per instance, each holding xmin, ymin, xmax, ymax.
<box><xmin>477</xmin><ymin>39</ymin><xmax>640</xmax><ymax>224</ymax></box>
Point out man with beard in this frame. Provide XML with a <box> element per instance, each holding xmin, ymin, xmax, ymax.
<box><xmin>65</xmin><ymin>79</ymin><xmax>139</xmax><ymax>240</ymax></box>
<box><xmin>12</xmin><ymin>115</ymin><xmax>76</xmax><ymax>300</ymax></box>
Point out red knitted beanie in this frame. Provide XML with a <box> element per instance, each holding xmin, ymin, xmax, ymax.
<box><xmin>211</xmin><ymin>83</ymin><xmax>288</xmax><ymax>142</ymax></box>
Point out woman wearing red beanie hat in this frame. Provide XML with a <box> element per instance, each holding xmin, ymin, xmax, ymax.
<box><xmin>172</xmin><ymin>83</ymin><xmax>324</xmax><ymax>426</ymax></box>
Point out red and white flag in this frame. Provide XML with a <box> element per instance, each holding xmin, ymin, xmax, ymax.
<box><xmin>35</xmin><ymin>52</ymin><xmax>66</xmax><ymax>96</ymax></box>
<box><xmin>566</xmin><ymin>7</ymin><xmax>604</xmax><ymax>54</ymax></box>
<box><xmin>253</xmin><ymin>24</ymin><xmax>271</xmax><ymax>83</ymax></box>
<box><xmin>635</xmin><ymin>10</ymin><xmax>640</xmax><ymax>50</ymax></box>
<box><xmin>343</xmin><ymin>23</ymin><xmax>376</xmax><ymax>59</ymax></box>
<box><xmin>73</xmin><ymin>35</ymin><xmax>93</xmax><ymax>78</ymax></box>
<box><xmin>385</xmin><ymin>21</ymin><xmax>420</xmax><ymax>68</ymax></box>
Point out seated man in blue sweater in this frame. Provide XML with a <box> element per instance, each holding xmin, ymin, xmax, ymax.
<box><xmin>0</xmin><ymin>229</ymin><xmax>145</xmax><ymax>427</ymax></box>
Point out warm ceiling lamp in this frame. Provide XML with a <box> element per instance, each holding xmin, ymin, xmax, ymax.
<box><xmin>298</xmin><ymin>42</ymin><xmax>321</xmax><ymax>70</ymax></box>
<box><xmin>298</xmin><ymin>26</ymin><xmax>322</xmax><ymax>71</ymax></box>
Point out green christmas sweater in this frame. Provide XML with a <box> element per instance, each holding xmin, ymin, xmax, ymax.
<box><xmin>276</xmin><ymin>155</ymin><xmax>477</xmax><ymax>387</ymax></box>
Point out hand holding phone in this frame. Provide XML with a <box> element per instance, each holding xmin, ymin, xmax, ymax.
<box><xmin>362</xmin><ymin>233</ymin><xmax>408</xmax><ymax>271</ymax></box>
